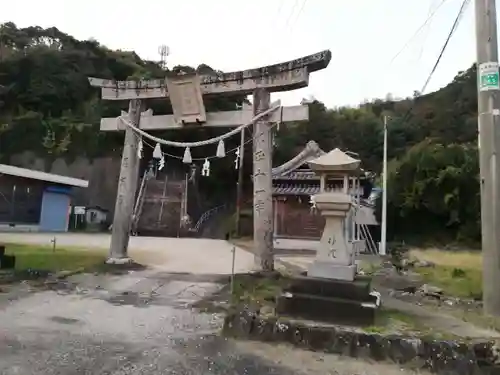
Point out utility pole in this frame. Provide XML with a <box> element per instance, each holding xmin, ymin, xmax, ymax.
<box><xmin>380</xmin><ymin>115</ymin><xmax>388</xmax><ymax>256</ymax></box>
<box><xmin>475</xmin><ymin>0</ymin><xmax>500</xmax><ymax>315</ymax></box>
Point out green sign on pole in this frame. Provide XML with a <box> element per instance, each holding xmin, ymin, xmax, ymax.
<box><xmin>479</xmin><ymin>62</ymin><xmax>500</xmax><ymax>91</ymax></box>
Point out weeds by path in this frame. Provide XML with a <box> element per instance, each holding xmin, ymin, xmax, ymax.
<box><xmin>5</xmin><ymin>243</ymin><xmax>106</xmax><ymax>273</ymax></box>
<box><xmin>409</xmin><ymin>248</ymin><xmax>482</xmax><ymax>299</ymax></box>
<box><xmin>0</xmin><ymin>244</ymin><xmax>107</xmax><ymax>286</ymax></box>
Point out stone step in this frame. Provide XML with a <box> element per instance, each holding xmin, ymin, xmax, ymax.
<box><xmin>276</xmin><ymin>292</ymin><xmax>377</xmax><ymax>326</ymax></box>
<box><xmin>283</xmin><ymin>275</ymin><xmax>373</xmax><ymax>302</ymax></box>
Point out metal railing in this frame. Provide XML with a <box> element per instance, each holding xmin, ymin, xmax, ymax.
<box><xmin>131</xmin><ymin>172</ymin><xmax>151</xmax><ymax>234</ymax></box>
<box><xmin>190</xmin><ymin>204</ymin><xmax>227</xmax><ymax>234</ymax></box>
<box><xmin>351</xmin><ymin>200</ymin><xmax>378</xmax><ymax>254</ymax></box>
<box><xmin>360</xmin><ymin>223</ymin><xmax>378</xmax><ymax>254</ymax></box>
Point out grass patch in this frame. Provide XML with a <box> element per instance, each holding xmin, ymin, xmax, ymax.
<box><xmin>4</xmin><ymin>243</ymin><xmax>106</xmax><ymax>273</ymax></box>
<box><xmin>410</xmin><ymin>249</ymin><xmax>482</xmax><ymax>269</ymax></box>
<box><xmin>231</xmin><ymin>272</ymin><xmax>289</xmax><ymax>307</ymax></box>
<box><xmin>410</xmin><ymin>249</ymin><xmax>483</xmax><ymax>299</ymax></box>
<box><xmin>364</xmin><ymin>308</ymin><xmax>460</xmax><ymax>340</ymax></box>
<box><xmin>358</xmin><ymin>260</ymin><xmax>383</xmax><ymax>276</ymax></box>
<box><xmin>415</xmin><ymin>265</ymin><xmax>482</xmax><ymax>299</ymax></box>
<box><xmin>193</xmin><ymin>272</ymin><xmax>290</xmax><ymax>314</ymax></box>
<box><xmin>365</xmin><ymin>308</ymin><xmax>421</xmax><ymax>334</ymax></box>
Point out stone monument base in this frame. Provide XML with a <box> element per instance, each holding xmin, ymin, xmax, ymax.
<box><xmin>106</xmin><ymin>257</ymin><xmax>133</xmax><ymax>265</ymax></box>
<box><xmin>276</xmin><ymin>275</ymin><xmax>381</xmax><ymax>326</ymax></box>
<box><xmin>308</xmin><ymin>260</ymin><xmax>357</xmax><ymax>281</ymax></box>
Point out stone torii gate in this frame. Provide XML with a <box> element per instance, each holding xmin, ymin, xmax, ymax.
<box><xmin>89</xmin><ymin>50</ymin><xmax>331</xmax><ymax>270</ymax></box>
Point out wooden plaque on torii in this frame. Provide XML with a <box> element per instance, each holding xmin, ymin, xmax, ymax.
<box><xmin>165</xmin><ymin>73</ymin><xmax>206</xmax><ymax>125</ymax></box>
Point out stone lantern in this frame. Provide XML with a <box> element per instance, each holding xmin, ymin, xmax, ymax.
<box><xmin>306</xmin><ymin>148</ymin><xmax>360</xmax><ymax>281</ymax></box>
<box><xmin>276</xmin><ymin>148</ymin><xmax>381</xmax><ymax>326</ymax></box>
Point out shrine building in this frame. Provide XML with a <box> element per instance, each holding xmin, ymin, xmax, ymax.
<box><xmin>272</xmin><ymin>141</ymin><xmax>377</xmax><ymax>241</ymax></box>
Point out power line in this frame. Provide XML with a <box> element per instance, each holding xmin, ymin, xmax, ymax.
<box><xmin>417</xmin><ymin>0</ymin><xmax>443</xmax><ymax>61</ymax></box>
<box><xmin>254</xmin><ymin>0</ymin><xmax>288</xmax><ymax>66</ymax></box>
<box><xmin>373</xmin><ymin>0</ymin><xmax>447</xmax><ymax>99</ymax></box>
<box><xmin>389</xmin><ymin>0</ymin><xmax>448</xmax><ymax>65</ymax></box>
<box><xmin>286</xmin><ymin>0</ymin><xmax>308</xmax><ymax>31</ymax></box>
<box><xmin>419</xmin><ymin>0</ymin><xmax>470</xmax><ymax>94</ymax></box>
<box><xmin>395</xmin><ymin>0</ymin><xmax>470</xmax><ymax>124</ymax></box>
<box><xmin>262</xmin><ymin>0</ymin><xmax>307</xmax><ymax>63</ymax></box>
<box><xmin>273</xmin><ymin>0</ymin><xmax>285</xmax><ymax>23</ymax></box>
<box><xmin>283</xmin><ymin>0</ymin><xmax>301</xmax><ymax>29</ymax></box>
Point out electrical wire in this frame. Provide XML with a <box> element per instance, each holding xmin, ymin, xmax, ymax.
<box><xmin>419</xmin><ymin>0</ymin><xmax>470</xmax><ymax>95</ymax></box>
<box><xmin>372</xmin><ymin>0</ymin><xmax>448</xmax><ymax>100</ymax></box>
<box><xmin>417</xmin><ymin>0</ymin><xmax>442</xmax><ymax>61</ymax></box>
<box><xmin>273</xmin><ymin>0</ymin><xmax>285</xmax><ymax>23</ymax></box>
<box><xmin>283</xmin><ymin>0</ymin><xmax>301</xmax><ymax>30</ymax></box>
<box><xmin>397</xmin><ymin>0</ymin><xmax>470</xmax><ymax>123</ymax></box>
<box><xmin>253</xmin><ymin>0</ymin><xmax>286</xmax><ymax>63</ymax></box>
<box><xmin>285</xmin><ymin>0</ymin><xmax>308</xmax><ymax>32</ymax></box>
<box><xmin>257</xmin><ymin>0</ymin><xmax>307</xmax><ymax>62</ymax></box>
<box><xmin>389</xmin><ymin>0</ymin><xmax>448</xmax><ymax>65</ymax></box>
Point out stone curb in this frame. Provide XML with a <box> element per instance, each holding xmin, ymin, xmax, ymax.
<box><xmin>223</xmin><ymin>308</ymin><xmax>500</xmax><ymax>375</ymax></box>
<box><xmin>54</xmin><ymin>267</ymin><xmax>85</xmax><ymax>280</ymax></box>
<box><xmin>274</xmin><ymin>259</ymin><xmax>305</xmax><ymax>275</ymax></box>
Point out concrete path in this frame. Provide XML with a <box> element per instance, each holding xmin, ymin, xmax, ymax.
<box><xmin>0</xmin><ymin>233</ymin><xmax>256</xmax><ymax>274</ymax></box>
<box><xmin>274</xmin><ymin>238</ymin><xmax>318</xmax><ymax>254</ymax></box>
<box><xmin>0</xmin><ymin>268</ymin><xmax>427</xmax><ymax>375</ymax></box>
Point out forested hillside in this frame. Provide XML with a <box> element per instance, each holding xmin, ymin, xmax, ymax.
<box><xmin>0</xmin><ymin>22</ymin><xmax>481</xmax><ymax>244</ymax></box>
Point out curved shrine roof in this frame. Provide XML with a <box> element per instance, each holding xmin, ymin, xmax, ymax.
<box><xmin>272</xmin><ymin>140</ymin><xmax>325</xmax><ymax>178</ymax></box>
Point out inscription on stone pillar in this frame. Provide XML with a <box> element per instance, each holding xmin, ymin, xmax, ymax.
<box><xmin>253</xmin><ymin>88</ymin><xmax>274</xmax><ymax>271</ymax></box>
<box><xmin>254</xmin><ymin>150</ymin><xmax>265</xmax><ymax>161</ymax></box>
<box><xmin>254</xmin><ymin>199</ymin><xmax>265</xmax><ymax>215</ymax></box>
<box><xmin>327</xmin><ymin>236</ymin><xmax>337</xmax><ymax>258</ymax></box>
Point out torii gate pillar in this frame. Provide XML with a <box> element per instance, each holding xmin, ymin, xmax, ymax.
<box><xmin>108</xmin><ymin>99</ymin><xmax>142</xmax><ymax>263</ymax></box>
<box><xmin>252</xmin><ymin>89</ymin><xmax>273</xmax><ymax>270</ymax></box>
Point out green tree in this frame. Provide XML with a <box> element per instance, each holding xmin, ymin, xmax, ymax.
<box><xmin>376</xmin><ymin>139</ymin><xmax>480</xmax><ymax>244</ymax></box>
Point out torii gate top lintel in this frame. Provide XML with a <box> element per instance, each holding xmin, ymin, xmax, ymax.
<box><xmin>199</xmin><ymin>49</ymin><xmax>331</xmax><ymax>85</ymax></box>
<box><xmin>88</xmin><ymin>49</ymin><xmax>331</xmax><ymax>100</ymax></box>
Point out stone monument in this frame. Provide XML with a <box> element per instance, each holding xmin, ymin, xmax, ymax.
<box><xmin>276</xmin><ymin>148</ymin><xmax>381</xmax><ymax>326</ymax></box>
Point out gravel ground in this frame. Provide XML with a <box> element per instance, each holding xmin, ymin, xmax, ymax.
<box><xmin>0</xmin><ymin>268</ymin><xmax>430</xmax><ymax>375</ymax></box>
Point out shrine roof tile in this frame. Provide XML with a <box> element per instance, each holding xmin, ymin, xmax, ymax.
<box><xmin>272</xmin><ymin>184</ymin><xmax>368</xmax><ymax>199</ymax></box>
<box><xmin>275</xmin><ymin>171</ymin><xmax>319</xmax><ymax>180</ymax></box>
<box><xmin>272</xmin><ymin>184</ymin><xmax>321</xmax><ymax>195</ymax></box>
<box><xmin>273</xmin><ymin>170</ymin><xmax>368</xmax><ymax>181</ymax></box>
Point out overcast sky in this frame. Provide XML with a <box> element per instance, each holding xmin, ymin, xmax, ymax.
<box><xmin>1</xmin><ymin>0</ymin><xmax>480</xmax><ymax>107</ymax></box>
